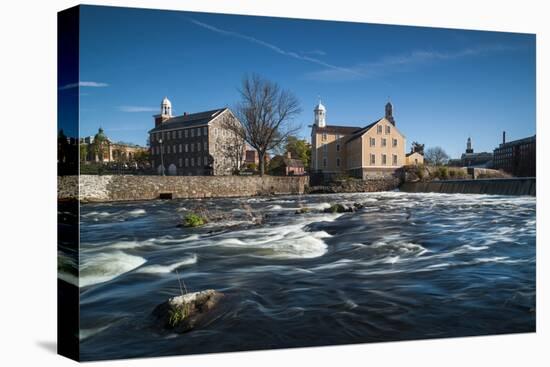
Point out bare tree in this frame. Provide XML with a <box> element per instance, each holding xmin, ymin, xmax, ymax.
<box><xmin>425</xmin><ymin>146</ymin><xmax>450</xmax><ymax>166</ymax></box>
<box><xmin>225</xmin><ymin>74</ymin><xmax>302</xmax><ymax>176</ymax></box>
<box><xmin>219</xmin><ymin>114</ymin><xmax>247</xmax><ymax>174</ymax></box>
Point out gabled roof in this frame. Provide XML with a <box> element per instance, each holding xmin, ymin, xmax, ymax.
<box><xmin>406</xmin><ymin>151</ymin><xmax>424</xmax><ymax>157</ymax></box>
<box><xmin>149</xmin><ymin>108</ymin><xmax>227</xmax><ymax>133</ymax></box>
<box><xmin>314</xmin><ymin>125</ymin><xmax>362</xmax><ymax>134</ymax></box>
<box><xmin>283</xmin><ymin>158</ymin><xmax>305</xmax><ymax>168</ymax></box>
<box><xmin>346</xmin><ymin>119</ymin><xmax>382</xmax><ymax>143</ymax></box>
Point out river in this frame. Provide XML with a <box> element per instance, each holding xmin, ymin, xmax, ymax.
<box><xmin>60</xmin><ymin>192</ymin><xmax>536</xmax><ymax>361</ymax></box>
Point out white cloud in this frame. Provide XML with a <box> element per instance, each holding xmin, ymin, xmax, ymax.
<box><xmin>187</xmin><ymin>18</ymin><xmax>359</xmax><ymax>77</ymax></box>
<box><xmin>306</xmin><ymin>44</ymin><xmax>516</xmax><ymax>81</ymax></box>
<box><xmin>59</xmin><ymin>81</ymin><xmax>109</xmax><ymax>90</ymax></box>
<box><xmin>118</xmin><ymin>106</ymin><xmax>158</xmax><ymax>113</ymax></box>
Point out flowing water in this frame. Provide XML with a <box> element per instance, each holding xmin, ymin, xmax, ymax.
<box><xmin>61</xmin><ymin>192</ymin><xmax>536</xmax><ymax>361</ymax></box>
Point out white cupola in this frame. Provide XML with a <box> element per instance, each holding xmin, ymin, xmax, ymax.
<box><xmin>161</xmin><ymin>96</ymin><xmax>172</xmax><ymax>117</ymax></box>
<box><xmin>314</xmin><ymin>100</ymin><xmax>326</xmax><ymax>127</ymax></box>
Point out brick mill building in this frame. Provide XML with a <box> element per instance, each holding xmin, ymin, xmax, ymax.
<box><xmin>493</xmin><ymin>132</ymin><xmax>536</xmax><ymax>177</ymax></box>
<box><xmin>148</xmin><ymin>97</ymin><xmax>242</xmax><ymax>176</ymax></box>
<box><xmin>310</xmin><ymin>101</ymin><xmax>406</xmax><ymax>179</ymax></box>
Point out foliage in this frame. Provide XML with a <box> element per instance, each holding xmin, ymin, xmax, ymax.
<box><xmin>133</xmin><ymin>150</ymin><xmax>150</xmax><ymax>164</ymax></box>
<box><xmin>227</xmin><ymin>74</ymin><xmax>302</xmax><ymax>176</ymax></box>
<box><xmin>424</xmin><ymin>147</ymin><xmax>450</xmax><ymax>166</ymax></box>
<box><xmin>285</xmin><ymin>136</ymin><xmax>311</xmax><ymax>170</ymax></box>
<box><xmin>183</xmin><ymin>213</ymin><xmax>206</xmax><ymax>227</ymax></box>
<box><xmin>267</xmin><ymin>155</ymin><xmax>285</xmax><ymax>175</ymax></box>
<box><xmin>245</xmin><ymin>162</ymin><xmax>257</xmax><ymax>172</ymax></box>
<box><xmin>168</xmin><ymin>304</ymin><xmax>191</xmax><ymax>328</ymax></box>
<box><xmin>79</xmin><ymin>144</ymin><xmax>88</xmax><ymax>163</ymax></box>
<box><xmin>415</xmin><ymin>163</ymin><xmax>425</xmax><ymax>180</ymax></box>
<box><xmin>411</xmin><ymin>141</ymin><xmax>425</xmax><ymax>154</ymax></box>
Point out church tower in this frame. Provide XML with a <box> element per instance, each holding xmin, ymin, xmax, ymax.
<box><xmin>155</xmin><ymin>97</ymin><xmax>173</xmax><ymax>127</ymax></box>
<box><xmin>385</xmin><ymin>101</ymin><xmax>395</xmax><ymax>126</ymax></box>
<box><xmin>314</xmin><ymin>100</ymin><xmax>326</xmax><ymax>128</ymax></box>
<box><xmin>466</xmin><ymin>137</ymin><xmax>474</xmax><ymax>154</ymax></box>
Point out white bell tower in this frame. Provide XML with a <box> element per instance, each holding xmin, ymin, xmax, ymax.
<box><xmin>314</xmin><ymin>100</ymin><xmax>326</xmax><ymax>128</ymax></box>
<box><xmin>161</xmin><ymin>96</ymin><xmax>172</xmax><ymax>117</ymax></box>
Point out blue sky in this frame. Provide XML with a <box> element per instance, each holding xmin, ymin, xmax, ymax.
<box><xmin>68</xmin><ymin>5</ymin><xmax>536</xmax><ymax>158</ymax></box>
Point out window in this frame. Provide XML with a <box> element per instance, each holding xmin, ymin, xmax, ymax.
<box><xmin>167</xmin><ymin>145</ymin><xmax>171</xmax><ymax>154</ymax></box>
<box><xmin>336</xmin><ymin>158</ymin><xmax>340</xmax><ymax>167</ymax></box>
<box><xmin>185</xmin><ymin>144</ymin><xmax>188</xmax><ymax>152</ymax></box>
<box><xmin>198</xmin><ymin>128</ymin><xmax>202</xmax><ymax>137</ymax></box>
<box><xmin>370</xmin><ymin>137</ymin><xmax>376</xmax><ymax>147</ymax></box>
<box><xmin>173</xmin><ymin>145</ymin><xmax>177</xmax><ymax>154</ymax></box>
<box><xmin>178</xmin><ymin>158</ymin><xmax>183</xmax><ymax>167</ymax></box>
<box><xmin>382</xmin><ymin>154</ymin><xmax>387</xmax><ymax>165</ymax></box>
<box><xmin>322</xmin><ymin>133</ymin><xmax>327</xmax><ymax>141</ymax></box>
<box><xmin>323</xmin><ymin>158</ymin><xmax>327</xmax><ymax>167</ymax></box>
<box><xmin>197</xmin><ymin>156</ymin><xmax>202</xmax><ymax>166</ymax></box>
<box><xmin>377</xmin><ymin>125</ymin><xmax>383</xmax><ymax>134</ymax></box>
<box><xmin>382</xmin><ymin>138</ymin><xmax>387</xmax><ymax>147</ymax></box>
<box><xmin>386</xmin><ymin>126</ymin><xmax>391</xmax><ymax>134</ymax></box>
<box><xmin>336</xmin><ymin>144</ymin><xmax>340</xmax><ymax>152</ymax></box>
<box><xmin>190</xmin><ymin>143</ymin><xmax>194</xmax><ymax>152</ymax></box>
<box><xmin>184</xmin><ymin>129</ymin><xmax>188</xmax><ymax>138</ymax></box>
<box><xmin>197</xmin><ymin>142</ymin><xmax>201</xmax><ymax>152</ymax></box>
<box><xmin>190</xmin><ymin>157</ymin><xmax>194</xmax><ymax>167</ymax></box>
<box><xmin>179</xmin><ymin>144</ymin><xmax>182</xmax><ymax>153</ymax></box>
<box><xmin>203</xmin><ymin>127</ymin><xmax>207</xmax><ymax>135</ymax></box>
<box><xmin>392</xmin><ymin>138</ymin><xmax>398</xmax><ymax>147</ymax></box>
<box><xmin>173</xmin><ymin>131</ymin><xmax>177</xmax><ymax>139</ymax></box>
<box><xmin>185</xmin><ymin>158</ymin><xmax>189</xmax><ymax>167</ymax></box>
<box><xmin>393</xmin><ymin>154</ymin><xmax>398</xmax><ymax>165</ymax></box>
<box><xmin>323</xmin><ymin>144</ymin><xmax>328</xmax><ymax>156</ymax></box>
<box><xmin>203</xmin><ymin>141</ymin><xmax>207</xmax><ymax>151</ymax></box>
<box><xmin>178</xmin><ymin>130</ymin><xmax>182</xmax><ymax>139</ymax></box>
<box><xmin>370</xmin><ymin>154</ymin><xmax>376</xmax><ymax>165</ymax></box>
<box><xmin>191</xmin><ymin>129</ymin><xmax>195</xmax><ymax>138</ymax></box>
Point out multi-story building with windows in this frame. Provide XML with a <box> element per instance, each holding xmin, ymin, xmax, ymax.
<box><xmin>148</xmin><ymin>97</ymin><xmax>242</xmax><ymax>175</ymax></box>
<box><xmin>310</xmin><ymin>100</ymin><xmax>406</xmax><ymax>179</ymax></box>
<box><xmin>493</xmin><ymin>132</ymin><xmax>536</xmax><ymax>177</ymax></box>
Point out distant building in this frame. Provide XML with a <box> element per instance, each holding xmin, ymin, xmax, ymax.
<box><xmin>310</xmin><ymin>100</ymin><xmax>406</xmax><ymax>179</ymax></box>
<box><xmin>148</xmin><ymin>97</ymin><xmax>243</xmax><ymax>176</ymax></box>
<box><xmin>281</xmin><ymin>152</ymin><xmax>305</xmax><ymax>176</ymax></box>
<box><xmin>80</xmin><ymin>128</ymin><xmax>148</xmax><ymax>163</ymax></box>
<box><xmin>406</xmin><ymin>151</ymin><xmax>424</xmax><ymax>165</ymax></box>
<box><xmin>459</xmin><ymin>137</ymin><xmax>493</xmax><ymax>167</ymax></box>
<box><xmin>493</xmin><ymin>132</ymin><xmax>536</xmax><ymax>177</ymax></box>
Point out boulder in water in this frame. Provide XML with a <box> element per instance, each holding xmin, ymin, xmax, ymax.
<box><xmin>323</xmin><ymin>203</ymin><xmax>355</xmax><ymax>213</ymax></box>
<box><xmin>152</xmin><ymin>289</ymin><xmax>224</xmax><ymax>332</ymax></box>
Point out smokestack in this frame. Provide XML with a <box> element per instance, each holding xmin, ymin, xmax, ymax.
<box><xmin>502</xmin><ymin>131</ymin><xmax>506</xmax><ymax>145</ymax></box>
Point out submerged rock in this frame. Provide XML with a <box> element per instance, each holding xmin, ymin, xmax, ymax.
<box><xmin>323</xmin><ymin>203</ymin><xmax>356</xmax><ymax>213</ymax></box>
<box><xmin>152</xmin><ymin>289</ymin><xmax>224</xmax><ymax>332</ymax></box>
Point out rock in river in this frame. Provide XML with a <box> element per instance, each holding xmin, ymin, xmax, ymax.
<box><xmin>152</xmin><ymin>289</ymin><xmax>224</xmax><ymax>332</ymax></box>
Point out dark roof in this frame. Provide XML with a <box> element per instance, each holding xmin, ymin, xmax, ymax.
<box><xmin>314</xmin><ymin>125</ymin><xmax>362</xmax><ymax>135</ymax></box>
<box><xmin>149</xmin><ymin>108</ymin><xmax>227</xmax><ymax>133</ymax></box>
<box><xmin>497</xmin><ymin>135</ymin><xmax>536</xmax><ymax>149</ymax></box>
<box><xmin>346</xmin><ymin>119</ymin><xmax>382</xmax><ymax>143</ymax></box>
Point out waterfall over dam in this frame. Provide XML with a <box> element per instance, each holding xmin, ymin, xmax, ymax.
<box><xmin>399</xmin><ymin>178</ymin><xmax>535</xmax><ymax>196</ymax></box>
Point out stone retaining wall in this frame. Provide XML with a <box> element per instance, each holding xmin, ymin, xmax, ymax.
<box><xmin>58</xmin><ymin>175</ymin><xmax>309</xmax><ymax>202</ymax></box>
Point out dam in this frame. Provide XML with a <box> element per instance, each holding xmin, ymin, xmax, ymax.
<box><xmin>399</xmin><ymin>178</ymin><xmax>535</xmax><ymax>196</ymax></box>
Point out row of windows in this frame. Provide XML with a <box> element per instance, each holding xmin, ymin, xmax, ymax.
<box><xmin>152</xmin><ymin>141</ymin><xmax>208</xmax><ymax>155</ymax></box>
<box><xmin>369</xmin><ymin>154</ymin><xmax>398</xmax><ymax>165</ymax></box>
<box><xmin>370</xmin><ymin>137</ymin><xmax>398</xmax><ymax>147</ymax></box>
<box><xmin>376</xmin><ymin>125</ymin><xmax>392</xmax><ymax>134</ymax></box>
<box><xmin>151</xmin><ymin>126</ymin><xmax>208</xmax><ymax>142</ymax></box>
<box><xmin>174</xmin><ymin>156</ymin><xmax>208</xmax><ymax>168</ymax></box>
<box><xmin>321</xmin><ymin>154</ymin><xmax>398</xmax><ymax>167</ymax></box>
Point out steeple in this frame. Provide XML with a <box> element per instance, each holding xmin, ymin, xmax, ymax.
<box><xmin>161</xmin><ymin>96</ymin><xmax>172</xmax><ymax>117</ymax></box>
<box><xmin>385</xmin><ymin>100</ymin><xmax>395</xmax><ymax>126</ymax></box>
<box><xmin>314</xmin><ymin>99</ymin><xmax>326</xmax><ymax>128</ymax></box>
<box><xmin>466</xmin><ymin>137</ymin><xmax>474</xmax><ymax>154</ymax></box>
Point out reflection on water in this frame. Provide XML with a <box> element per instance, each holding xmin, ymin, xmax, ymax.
<box><xmin>61</xmin><ymin>192</ymin><xmax>535</xmax><ymax>361</ymax></box>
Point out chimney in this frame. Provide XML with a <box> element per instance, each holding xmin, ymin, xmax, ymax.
<box><xmin>286</xmin><ymin>151</ymin><xmax>292</xmax><ymax>159</ymax></box>
<box><xmin>502</xmin><ymin>131</ymin><xmax>506</xmax><ymax>145</ymax></box>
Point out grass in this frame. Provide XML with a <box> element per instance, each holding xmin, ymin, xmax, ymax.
<box><xmin>183</xmin><ymin>213</ymin><xmax>206</xmax><ymax>227</ymax></box>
